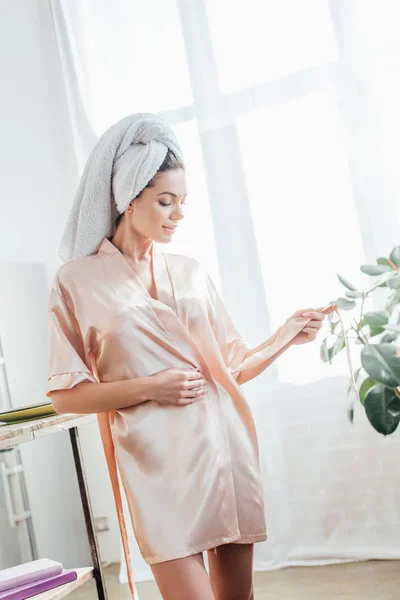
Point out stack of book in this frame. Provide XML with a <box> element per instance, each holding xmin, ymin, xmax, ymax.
<box><xmin>0</xmin><ymin>559</ymin><xmax>77</xmax><ymax>600</ymax></box>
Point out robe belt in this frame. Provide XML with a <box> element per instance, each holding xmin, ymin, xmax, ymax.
<box><xmin>89</xmin><ymin>351</ymin><xmax>139</xmax><ymax>600</ymax></box>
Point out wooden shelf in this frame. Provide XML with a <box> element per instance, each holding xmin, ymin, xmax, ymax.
<box><xmin>0</xmin><ymin>413</ymin><xmax>96</xmax><ymax>450</ymax></box>
<box><xmin>27</xmin><ymin>567</ymin><xmax>94</xmax><ymax>599</ymax></box>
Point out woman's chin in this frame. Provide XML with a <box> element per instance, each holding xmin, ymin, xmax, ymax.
<box><xmin>156</xmin><ymin>228</ymin><xmax>175</xmax><ymax>243</ymax></box>
<box><xmin>153</xmin><ymin>233</ymin><xmax>172</xmax><ymax>244</ymax></box>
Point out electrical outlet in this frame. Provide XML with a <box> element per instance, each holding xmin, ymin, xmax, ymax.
<box><xmin>94</xmin><ymin>516</ymin><xmax>109</xmax><ymax>532</ymax></box>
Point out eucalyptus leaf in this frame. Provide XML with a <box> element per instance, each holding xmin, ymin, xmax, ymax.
<box><xmin>387</xmin><ymin>275</ymin><xmax>400</xmax><ymax>290</ymax></box>
<box><xmin>361</xmin><ymin>264</ymin><xmax>392</xmax><ymax>276</ymax></box>
<box><xmin>377</xmin><ymin>257</ymin><xmax>390</xmax><ymax>265</ymax></box>
<box><xmin>381</xmin><ymin>331</ymin><xmax>399</xmax><ymax>343</ymax></box>
<box><xmin>332</xmin><ymin>332</ymin><xmax>345</xmax><ymax>357</ymax></box>
<box><xmin>362</xmin><ymin>311</ymin><xmax>389</xmax><ymax>328</ymax></box>
<box><xmin>361</xmin><ymin>343</ymin><xmax>400</xmax><ymax>387</ymax></box>
<box><xmin>369</xmin><ymin>328</ymin><xmax>385</xmax><ymax>337</ymax></box>
<box><xmin>389</xmin><ymin>246</ymin><xmax>400</xmax><ymax>268</ymax></box>
<box><xmin>329</xmin><ymin>319</ymin><xmax>339</xmax><ymax>333</ymax></box>
<box><xmin>337</xmin><ymin>273</ymin><xmax>359</xmax><ymax>292</ymax></box>
<box><xmin>345</xmin><ymin>290</ymin><xmax>363</xmax><ymax>299</ymax></box>
<box><xmin>320</xmin><ymin>339</ymin><xmax>331</xmax><ymax>363</ymax></box>
<box><xmin>364</xmin><ymin>385</ymin><xmax>400</xmax><ymax>435</ymax></box>
<box><xmin>337</xmin><ymin>297</ymin><xmax>356</xmax><ymax>310</ymax></box>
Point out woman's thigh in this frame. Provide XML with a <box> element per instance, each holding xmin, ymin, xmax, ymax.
<box><xmin>150</xmin><ymin>551</ymin><xmax>215</xmax><ymax>600</ymax></box>
<box><xmin>207</xmin><ymin>543</ymin><xmax>254</xmax><ymax>600</ymax></box>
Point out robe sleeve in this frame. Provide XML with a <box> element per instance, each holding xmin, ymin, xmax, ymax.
<box><xmin>46</xmin><ymin>287</ymin><xmax>97</xmax><ymax>398</ymax></box>
<box><xmin>205</xmin><ymin>273</ymin><xmax>296</xmax><ymax>385</ymax></box>
<box><xmin>204</xmin><ymin>272</ymin><xmax>251</xmax><ymax>376</ymax></box>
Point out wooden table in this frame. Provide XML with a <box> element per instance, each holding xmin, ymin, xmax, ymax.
<box><xmin>0</xmin><ymin>413</ymin><xmax>108</xmax><ymax>599</ymax></box>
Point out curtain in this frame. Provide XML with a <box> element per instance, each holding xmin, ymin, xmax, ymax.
<box><xmin>50</xmin><ymin>0</ymin><xmax>400</xmax><ymax>581</ymax></box>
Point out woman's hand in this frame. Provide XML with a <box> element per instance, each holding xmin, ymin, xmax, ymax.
<box><xmin>148</xmin><ymin>368</ymin><xmax>207</xmax><ymax>406</ymax></box>
<box><xmin>288</xmin><ymin>304</ymin><xmax>336</xmax><ymax>346</ymax></box>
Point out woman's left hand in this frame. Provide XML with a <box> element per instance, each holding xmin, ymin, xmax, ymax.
<box><xmin>289</xmin><ymin>305</ymin><xmax>336</xmax><ymax>346</ymax></box>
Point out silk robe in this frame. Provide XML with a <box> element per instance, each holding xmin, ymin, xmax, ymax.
<box><xmin>47</xmin><ymin>236</ymin><xmax>353</xmax><ymax>595</ymax></box>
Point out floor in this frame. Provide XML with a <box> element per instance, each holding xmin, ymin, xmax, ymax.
<box><xmin>69</xmin><ymin>559</ymin><xmax>400</xmax><ymax>599</ymax></box>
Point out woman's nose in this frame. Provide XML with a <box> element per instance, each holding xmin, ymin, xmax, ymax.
<box><xmin>172</xmin><ymin>205</ymin><xmax>185</xmax><ymax>220</ymax></box>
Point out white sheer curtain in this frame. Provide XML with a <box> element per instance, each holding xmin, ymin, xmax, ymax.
<box><xmin>50</xmin><ymin>0</ymin><xmax>400</xmax><ymax>582</ymax></box>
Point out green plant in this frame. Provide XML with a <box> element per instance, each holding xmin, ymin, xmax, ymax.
<box><xmin>320</xmin><ymin>245</ymin><xmax>400</xmax><ymax>435</ymax></box>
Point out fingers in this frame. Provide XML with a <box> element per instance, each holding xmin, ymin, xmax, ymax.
<box><xmin>301</xmin><ymin>310</ymin><xmax>325</xmax><ymax>321</ymax></box>
<box><xmin>186</xmin><ymin>376</ymin><xmax>206</xmax><ymax>388</ymax></box>
<box><xmin>303</xmin><ymin>318</ymin><xmax>323</xmax><ymax>330</ymax></box>
<box><xmin>186</xmin><ymin>370</ymin><xmax>205</xmax><ymax>381</ymax></box>
<box><xmin>303</xmin><ymin>325</ymin><xmax>320</xmax><ymax>334</ymax></box>
<box><xmin>181</xmin><ymin>373</ymin><xmax>207</xmax><ymax>404</ymax></box>
<box><xmin>179</xmin><ymin>386</ymin><xmax>207</xmax><ymax>404</ymax></box>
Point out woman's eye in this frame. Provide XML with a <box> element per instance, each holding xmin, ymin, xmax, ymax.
<box><xmin>159</xmin><ymin>201</ymin><xmax>171</xmax><ymax>207</ymax></box>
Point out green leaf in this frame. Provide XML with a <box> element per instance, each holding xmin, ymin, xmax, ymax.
<box><xmin>369</xmin><ymin>328</ymin><xmax>384</xmax><ymax>337</ymax></box>
<box><xmin>361</xmin><ymin>343</ymin><xmax>400</xmax><ymax>387</ymax></box>
<box><xmin>337</xmin><ymin>297</ymin><xmax>356</xmax><ymax>310</ymax></box>
<box><xmin>362</xmin><ymin>310</ymin><xmax>390</xmax><ymax>329</ymax></box>
<box><xmin>320</xmin><ymin>339</ymin><xmax>332</xmax><ymax>363</ymax></box>
<box><xmin>359</xmin><ymin>377</ymin><xmax>376</xmax><ymax>406</ymax></box>
<box><xmin>377</xmin><ymin>257</ymin><xmax>390</xmax><ymax>265</ymax></box>
<box><xmin>387</xmin><ymin>274</ymin><xmax>400</xmax><ymax>290</ymax></box>
<box><xmin>381</xmin><ymin>331</ymin><xmax>398</xmax><ymax>343</ymax></box>
<box><xmin>337</xmin><ymin>273</ymin><xmax>359</xmax><ymax>292</ymax></box>
<box><xmin>389</xmin><ymin>246</ymin><xmax>400</xmax><ymax>268</ymax></box>
<box><xmin>361</xmin><ymin>264</ymin><xmax>392</xmax><ymax>275</ymax></box>
<box><xmin>329</xmin><ymin>319</ymin><xmax>339</xmax><ymax>333</ymax></box>
<box><xmin>346</xmin><ymin>367</ymin><xmax>364</xmax><ymax>401</ymax></box>
<box><xmin>345</xmin><ymin>290</ymin><xmax>363</xmax><ymax>298</ymax></box>
<box><xmin>362</xmin><ymin>311</ymin><xmax>390</xmax><ymax>337</ymax></box>
<box><xmin>347</xmin><ymin>406</ymin><xmax>354</xmax><ymax>423</ymax></box>
<box><xmin>331</xmin><ymin>332</ymin><xmax>345</xmax><ymax>357</ymax></box>
<box><xmin>364</xmin><ymin>385</ymin><xmax>400</xmax><ymax>435</ymax></box>
<box><xmin>327</xmin><ymin>310</ymin><xmax>339</xmax><ymax>332</ymax></box>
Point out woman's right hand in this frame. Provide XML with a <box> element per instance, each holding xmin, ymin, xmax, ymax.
<box><xmin>148</xmin><ymin>368</ymin><xmax>207</xmax><ymax>406</ymax></box>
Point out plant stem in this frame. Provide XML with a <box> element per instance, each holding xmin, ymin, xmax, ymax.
<box><xmin>350</xmin><ymin>322</ymin><xmax>367</xmax><ymax>346</ymax></box>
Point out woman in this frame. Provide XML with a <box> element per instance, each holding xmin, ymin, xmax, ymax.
<box><xmin>47</xmin><ymin>113</ymin><xmax>331</xmax><ymax>600</ymax></box>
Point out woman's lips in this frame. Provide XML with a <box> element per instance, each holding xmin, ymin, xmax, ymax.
<box><xmin>162</xmin><ymin>226</ymin><xmax>177</xmax><ymax>233</ymax></box>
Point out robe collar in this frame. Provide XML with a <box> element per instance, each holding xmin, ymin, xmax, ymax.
<box><xmin>97</xmin><ymin>236</ymin><xmax>178</xmax><ymax>315</ymax></box>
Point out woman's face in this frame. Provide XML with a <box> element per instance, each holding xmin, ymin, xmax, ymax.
<box><xmin>123</xmin><ymin>168</ymin><xmax>188</xmax><ymax>243</ymax></box>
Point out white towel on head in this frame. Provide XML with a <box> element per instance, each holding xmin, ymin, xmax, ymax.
<box><xmin>58</xmin><ymin>112</ymin><xmax>184</xmax><ymax>262</ymax></box>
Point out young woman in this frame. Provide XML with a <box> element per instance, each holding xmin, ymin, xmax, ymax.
<box><xmin>47</xmin><ymin>113</ymin><xmax>330</xmax><ymax>600</ymax></box>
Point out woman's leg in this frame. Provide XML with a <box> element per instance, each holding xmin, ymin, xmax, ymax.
<box><xmin>150</xmin><ymin>551</ymin><xmax>215</xmax><ymax>600</ymax></box>
<box><xmin>207</xmin><ymin>543</ymin><xmax>254</xmax><ymax>600</ymax></box>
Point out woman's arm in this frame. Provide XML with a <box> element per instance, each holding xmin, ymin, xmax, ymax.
<box><xmin>232</xmin><ymin>336</ymin><xmax>293</xmax><ymax>385</ymax></box>
<box><xmin>50</xmin><ymin>377</ymin><xmax>151</xmax><ymax>415</ymax></box>
<box><xmin>205</xmin><ymin>272</ymin><xmax>295</xmax><ymax>385</ymax></box>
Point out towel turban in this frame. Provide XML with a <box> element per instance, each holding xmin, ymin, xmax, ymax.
<box><xmin>58</xmin><ymin>113</ymin><xmax>184</xmax><ymax>262</ymax></box>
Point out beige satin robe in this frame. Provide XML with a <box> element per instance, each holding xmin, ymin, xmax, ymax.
<box><xmin>47</xmin><ymin>235</ymin><xmax>355</xmax><ymax>595</ymax></box>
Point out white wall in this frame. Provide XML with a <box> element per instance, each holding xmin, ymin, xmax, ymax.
<box><xmin>0</xmin><ymin>0</ymin><xmax>120</xmax><ymax>567</ymax></box>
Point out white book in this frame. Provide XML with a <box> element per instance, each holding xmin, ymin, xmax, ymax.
<box><xmin>0</xmin><ymin>559</ymin><xmax>63</xmax><ymax>592</ymax></box>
